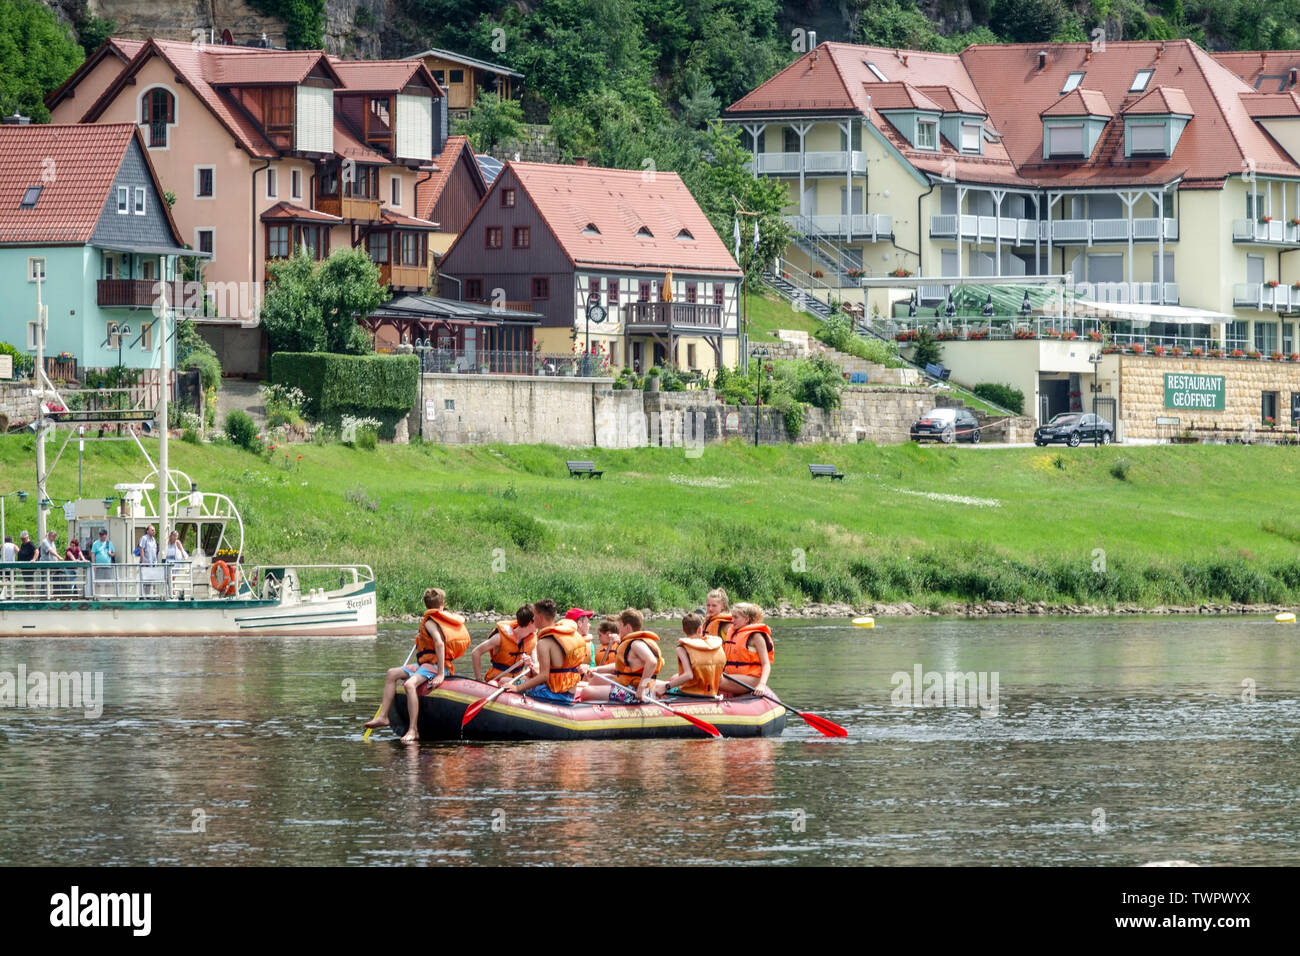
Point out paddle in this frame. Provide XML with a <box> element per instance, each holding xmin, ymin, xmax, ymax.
<box><xmin>362</xmin><ymin>642</ymin><xmax>417</xmax><ymax>743</ymax></box>
<box><xmin>460</xmin><ymin>659</ymin><xmax>530</xmax><ymax>728</ymax></box>
<box><xmin>722</xmin><ymin>674</ymin><xmax>848</xmax><ymax>738</ymax></box>
<box><xmin>587</xmin><ymin>671</ymin><xmax>722</xmax><ymax>738</ymax></box>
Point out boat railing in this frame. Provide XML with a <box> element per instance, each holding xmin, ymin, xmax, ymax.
<box><xmin>0</xmin><ymin>560</ymin><xmax>198</xmax><ymax>602</ymax></box>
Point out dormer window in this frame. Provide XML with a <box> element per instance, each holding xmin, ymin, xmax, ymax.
<box><xmin>1129</xmin><ymin>122</ymin><xmax>1166</xmax><ymax>153</ymax></box>
<box><xmin>865</xmin><ymin>62</ymin><xmax>888</xmax><ymax>82</ymax></box>
<box><xmin>636</xmin><ymin>226</ymin><xmax>654</xmax><ymax>238</ymax></box>
<box><xmin>582</xmin><ymin>223</ymin><xmax>601</xmax><ymax>235</ymax></box>
<box><xmin>1061</xmin><ymin>72</ymin><xmax>1085</xmax><ymax>94</ymax></box>
<box><xmin>1046</xmin><ymin>123</ymin><xmax>1085</xmax><ymax>156</ymax></box>
<box><xmin>916</xmin><ymin>118</ymin><xmax>938</xmax><ymax>151</ymax></box>
<box><xmin>675</xmin><ymin>228</ymin><xmax>694</xmax><ymax>240</ymax></box>
<box><xmin>1130</xmin><ymin>70</ymin><xmax>1154</xmax><ymax>93</ymax></box>
<box><xmin>960</xmin><ymin>122</ymin><xmax>981</xmax><ymax>153</ymax></box>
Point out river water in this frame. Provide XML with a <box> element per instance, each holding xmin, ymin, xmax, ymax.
<box><xmin>1</xmin><ymin>617</ymin><xmax>1297</xmax><ymax>866</ymax></box>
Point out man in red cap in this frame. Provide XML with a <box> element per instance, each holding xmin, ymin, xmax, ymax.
<box><xmin>565</xmin><ymin>607</ymin><xmax>595</xmax><ymax>662</ymax></box>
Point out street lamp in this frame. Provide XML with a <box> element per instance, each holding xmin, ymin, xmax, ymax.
<box><xmin>1088</xmin><ymin>351</ymin><xmax>1103</xmax><ymax>447</ymax></box>
<box><xmin>413</xmin><ymin>337</ymin><xmax>432</xmax><ymax>440</ymax></box>
<box><xmin>1</xmin><ymin>490</ymin><xmax>29</xmax><ymax>546</ymax></box>
<box><xmin>750</xmin><ymin>346</ymin><xmax>770</xmax><ymax>446</ymax></box>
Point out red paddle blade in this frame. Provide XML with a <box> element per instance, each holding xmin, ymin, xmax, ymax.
<box><xmin>461</xmin><ymin>697</ymin><xmax>489</xmax><ymax>727</ymax></box>
<box><xmin>671</xmin><ymin>708</ymin><xmax>722</xmax><ymax>738</ymax></box>
<box><xmin>797</xmin><ymin>710</ymin><xmax>848</xmax><ymax>737</ymax></box>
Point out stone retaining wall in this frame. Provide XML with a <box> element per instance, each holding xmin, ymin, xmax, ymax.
<box><xmin>1117</xmin><ymin>354</ymin><xmax>1300</xmax><ymax>439</ymax></box>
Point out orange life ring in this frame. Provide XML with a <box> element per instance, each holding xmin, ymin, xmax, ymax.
<box><xmin>210</xmin><ymin>560</ymin><xmax>236</xmax><ymax>596</ymax></box>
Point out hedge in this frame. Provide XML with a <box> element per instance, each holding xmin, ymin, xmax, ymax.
<box><xmin>972</xmin><ymin>382</ymin><xmax>1025</xmax><ymax>415</ymax></box>
<box><xmin>269</xmin><ymin>352</ymin><xmax>418</xmax><ymax>439</ymax></box>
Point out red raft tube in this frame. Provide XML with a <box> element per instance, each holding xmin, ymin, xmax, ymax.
<box><xmin>388</xmin><ymin>677</ymin><xmax>787</xmax><ymax>741</ymax></box>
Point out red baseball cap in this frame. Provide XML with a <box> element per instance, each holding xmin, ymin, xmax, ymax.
<box><xmin>565</xmin><ymin>608</ymin><xmax>594</xmax><ymax>621</ymax></box>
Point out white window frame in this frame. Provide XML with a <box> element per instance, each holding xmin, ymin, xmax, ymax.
<box><xmin>1130</xmin><ymin>70</ymin><xmax>1154</xmax><ymax>93</ymax></box>
<box><xmin>960</xmin><ymin>122</ymin><xmax>982</xmax><ymax>153</ymax></box>
<box><xmin>194</xmin><ymin>165</ymin><xmax>215</xmax><ymax>199</ymax></box>
<box><xmin>866</xmin><ymin>62</ymin><xmax>888</xmax><ymax>82</ymax></box>
<box><xmin>291</xmin><ymin>168</ymin><xmax>302</xmax><ymax>201</ymax></box>
<box><xmin>27</xmin><ymin>257</ymin><xmax>46</xmax><ymax>282</ymax></box>
<box><xmin>117</xmin><ymin>186</ymin><xmax>129</xmax><ymax>214</ymax></box>
<box><xmin>139</xmin><ymin>321</ymin><xmax>153</xmax><ymax>352</ymax></box>
<box><xmin>195</xmin><ymin>228</ymin><xmax>215</xmax><ymax>260</ymax></box>
<box><xmin>390</xmin><ymin>175</ymin><xmax>402</xmax><ymax>208</ymax></box>
<box><xmin>138</xmin><ymin>84</ymin><xmax>179</xmax><ymax>152</ymax></box>
<box><xmin>1048</xmin><ymin>123</ymin><xmax>1085</xmax><ymax>157</ymax></box>
<box><xmin>134</xmin><ymin>187</ymin><xmax>146</xmax><ymax>216</ymax></box>
<box><xmin>916</xmin><ymin>118</ymin><xmax>939</xmax><ymax>151</ymax></box>
<box><xmin>266</xmin><ymin>167</ymin><xmax>278</xmax><ymax>201</ymax></box>
<box><xmin>1061</xmin><ymin>72</ymin><xmax>1085</xmax><ymax>94</ymax></box>
<box><xmin>1130</xmin><ymin>122</ymin><xmax>1166</xmax><ymax>154</ymax></box>
<box><xmin>28</xmin><ymin>321</ymin><xmax>42</xmax><ymax>351</ymax></box>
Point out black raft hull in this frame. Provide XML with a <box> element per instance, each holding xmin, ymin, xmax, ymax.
<box><xmin>388</xmin><ymin>677</ymin><xmax>787</xmax><ymax>741</ymax></box>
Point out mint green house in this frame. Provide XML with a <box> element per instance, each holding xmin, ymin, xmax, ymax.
<box><xmin>0</xmin><ymin>122</ymin><xmax>196</xmax><ymax>380</ymax></box>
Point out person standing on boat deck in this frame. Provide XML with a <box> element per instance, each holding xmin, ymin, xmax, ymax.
<box><xmin>511</xmin><ymin>599</ymin><xmax>587</xmax><ymax>704</ymax></box>
<box><xmin>565</xmin><ymin>607</ymin><xmax>594</xmax><ymax>660</ymax></box>
<box><xmin>91</xmin><ymin>528</ymin><xmax>115</xmax><ymax>597</ymax></box>
<box><xmin>39</xmin><ymin>530</ymin><xmax>61</xmax><ymax>562</ymax></box>
<box><xmin>471</xmin><ymin>604</ymin><xmax>538</xmax><ymax>683</ymax></box>
<box><xmin>658</xmin><ymin>613</ymin><xmax>726</xmax><ymax>698</ymax></box>
<box><xmin>364</xmin><ymin>588</ymin><xmax>472</xmax><ymax>743</ymax></box>
<box><xmin>63</xmin><ymin>537</ymin><xmax>89</xmax><ymax>597</ymax></box>
<box><xmin>720</xmin><ymin>602</ymin><xmax>774</xmax><ymax>698</ymax></box>
<box><xmin>574</xmin><ymin>608</ymin><xmax>663</xmax><ymax>702</ymax></box>
<box><xmin>702</xmin><ymin>588</ymin><xmax>732</xmax><ymax>637</ymax></box>
<box><xmin>2</xmin><ymin>535</ymin><xmax>15</xmax><ymax>562</ymax></box>
<box><xmin>17</xmin><ymin>531</ymin><xmax>35</xmax><ymax>561</ymax></box>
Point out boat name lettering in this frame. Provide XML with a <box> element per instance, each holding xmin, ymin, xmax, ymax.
<box><xmin>346</xmin><ymin>597</ymin><xmax>372</xmax><ymax>609</ymax></box>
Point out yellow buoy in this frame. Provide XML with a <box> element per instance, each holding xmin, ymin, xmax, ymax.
<box><xmin>1276</xmin><ymin>612</ymin><xmax>1296</xmax><ymax>624</ymax></box>
<box><xmin>853</xmin><ymin>616</ymin><xmax>875</xmax><ymax>628</ymax></box>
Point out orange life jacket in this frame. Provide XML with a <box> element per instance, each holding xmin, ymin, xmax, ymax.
<box><xmin>485</xmin><ymin>620</ymin><xmax>537</xmax><ymax>682</ymax></box>
<box><xmin>677</xmin><ymin>634</ymin><xmax>726</xmax><ymax>696</ymax></box>
<box><xmin>723</xmin><ymin>622</ymin><xmax>773</xmax><ymax>680</ymax></box>
<box><xmin>594</xmin><ymin>641</ymin><xmax>619</xmax><ymax>667</ymax></box>
<box><xmin>417</xmin><ymin>608</ymin><xmax>472</xmax><ymax>675</ymax></box>
<box><xmin>537</xmin><ymin>620</ymin><xmax>586</xmax><ymax>694</ymax></box>
<box><xmin>613</xmin><ymin>631</ymin><xmax>664</xmax><ymax>687</ymax></box>
<box><xmin>702</xmin><ymin>612</ymin><xmax>732</xmax><ymax>637</ymax></box>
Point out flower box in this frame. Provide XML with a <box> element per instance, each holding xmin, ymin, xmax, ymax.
<box><xmin>1266</xmin><ymin>280</ymin><xmax>1281</xmax><ymax>288</ymax></box>
<box><xmin>1191</xmin><ymin>348</ymin><xmax>1203</xmax><ymax>357</ymax></box>
<box><xmin>1062</xmin><ymin>330</ymin><xmax>1078</xmax><ymax>341</ymax></box>
<box><xmin>1230</xmin><ymin>349</ymin><xmax>1245</xmax><ymax>358</ymax></box>
<box><xmin>1013</xmin><ymin>328</ymin><xmax>1037</xmax><ymax>339</ymax></box>
<box><xmin>811</xmin><ymin>269</ymin><xmax>825</xmax><ymax>279</ymax></box>
<box><xmin>1261</xmin><ymin>216</ymin><xmax>1274</xmax><ymax>224</ymax></box>
<box><xmin>1087</xmin><ymin>331</ymin><xmax>1103</xmax><ymax>342</ymax></box>
<box><xmin>846</xmin><ymin>269</ymin><xmax>866</xmax><ymax>279</ymax></box>
<box><xmin>1291</xmin><ymin>353</ymin><xmax>1300</xmax><ymax>362</ymax></box>
<box><xmin>966</xmin><ymin>330</ymin><xmax>988</xmax><ymax>340</ymax></box>
<box><xmin>1272</xmin><ymin>351</ymin><xmax>1285</xmax><ymax>361</ymax></box>
<box><xmin>895</xmin><ymin>330</ymin><xmax>917</xmax><ymax>342</ymax></box>
<box><xmin>889</xmin><ymin>269</ymin><xmax>913</xmax><ymax>278</ymax></box>
<box><xmin>1209</xmin><ymin>349</ymin><xmax>1223</xmax><ymax>358</ymax></box>
<box><xmin>1101</xmin><ymin>345</ymin><xmax>1121</xmax><ymax>354</ymax></box>
<box><xmin>1152</xmin><ymin>346</ymin><xmax>1167</xmax><ymax>356</ymax></box>
<box><xmin>1248</xmin><ymin>350</ymin><xmax>1263</xmax><ymax>359</ymax></box>
<box><xmin>1171</xmin><ymin>346</ymin><xmax>1184</xmax><ymax>357</ymax></box>
<box><xmin>1129</xmin><ymin>344</ymin><xmax>1146</xmax><ymax>354</ymax></box>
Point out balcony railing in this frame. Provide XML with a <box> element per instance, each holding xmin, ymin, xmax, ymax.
<box><xmin>914</xmin><ymin>280</ymin><xmax>1178</xmax><ymax>305</ymax></box>
<box><xmin>1049</xmin><ymin>218</ymin><xmax>1178</xmax><ymax>243</ymax></box>
<box><xmin>1231</xmin><ymin>219</ymin><xmax>1300</xmax><ymax>244</ymax></box>
<box><xmin>379</xmin><ymin>262</ymin><xmax>430</xmax><ymax>290</ymax></box>
<box><xmin>752</xmin><ymin>150</ymin><xmax>867</xmax><ymax>175</ymax></box>
<box><xmin>627</xmin><ymin>301</ymin><xmax>724</xmax><ymax>328</ymax></box>
<box><xmin>97</xmin><ymin>279</ymin><xmax>195</xmax><ymax>310</ymax></box>
<box><xmin>315</xmin><ymin>195</ymin><xmax>383</xmax><ymax>221</ymax></box>
<box><xmin>930</xmin><ymin>215</ymin><xmax>1045</xmax><ymax>243</ymax></box>
<box><xmin>787</xmin><ymin>213</ymin><xmax>892</xmax><ymax>240</ymax></box>
<box><xmin>1233</xmin><ymin>282</ymin><xmax>1300</xmax><ymax>309</ymax></box>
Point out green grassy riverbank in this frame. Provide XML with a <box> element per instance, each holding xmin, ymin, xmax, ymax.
<box><xmin>3</xmin><ymin>435</ymin><xmax>1299</xmax><ymax>618</ymax></box>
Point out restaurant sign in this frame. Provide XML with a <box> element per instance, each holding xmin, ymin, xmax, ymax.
<box><xmin>1164</xmin><ymin>373</ymin><xmax>1225</xmax><ymax>411</ymax></box>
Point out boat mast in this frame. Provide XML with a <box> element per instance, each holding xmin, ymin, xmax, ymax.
<box><xmin>34</xmin><ymin>273</ymin><xmax>48</xmax><ymax>541</ymax></box>
<box><xmin>156</xmin><ymin>286</ymin><xmax>170</xmax><ymax>550</ymax></box>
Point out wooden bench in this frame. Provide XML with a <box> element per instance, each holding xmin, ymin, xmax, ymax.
<box><xmin>567</xmin><ymin>460</ymin><xmax>604</xmax><ymax>479</ymax></box>
<box><xmin>809</xmin><ymin>463</ymin><xmax>845</xmax><ymax>481</ymax></box>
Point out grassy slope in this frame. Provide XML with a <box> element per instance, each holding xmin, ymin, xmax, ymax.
<box><xmin>745</xmin><ymin>288</ymin><xmax>820</xmax><ymax>339</ymax></box>
<box><xmin>3</xmin><ymin>435</ymin><xmax>1298</xmax><ymax>617</ymax></box>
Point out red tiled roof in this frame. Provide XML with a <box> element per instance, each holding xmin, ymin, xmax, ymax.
<box><xmin>333</xmin><ymin>118</ymin><xmax>389</xmax><ymax>165</ymax></box>
<box><xmin>916</xmin><ymin>85</ymin><xmax>986</xmax><ymax>115</ymax></box>
<box><xmin>260</xmin><ymin>201</ymin><xmax>341</xmax><ymax>223</ymax></box>
<box><xmin>208</xmin><ymin>50</ymin><xmax>339</xmax><ymax>86</ymax></box>
<box><xmin>1122</xmin><ymin>86</ymin><xmax>1193</xmax><ymax>115</ymax></box>
<box><xmin>0</xmin><ymin>124</ymin><xmax>184</xmax><ymax>246</ymax></box>
<box><xmin>504</xmin><ymin>162</ymin><xmax>742</xmax><ymax>275</ymax></box>
<box><xmin>380</xmin><ymin>208</ymin><xmax>439</xmax><ymax>229</ymax></box>
<box><xmin>1041</xmin><ymin>88</ymin><xmax>1113</xmax><ymax>117</ymax></box>
<box><xmin>417</xmin><ymin>136</ymin><xmax>483</xmax><ymax>222</ymax></box>
<box><xmin>1240</xmin><ymin>91</ymin><xmax>1300</xmax><ymax>117</ymax></box>
<box><xmin>1212</xmin><ymin>50</ymin><xmax>1300</xmax><ymax>91</ymax></box>
<box><xmin>869</xmin><ymin>82</ymin><xmax>943</xmax><ymax>112</ymax></box>
<box><xmin>328</xmin><ymin>58</ymin><xmax>444</xmax><ymax>97</ymax></box>
<box><xmin>45</xmin><ymin>38</ymin><xmax>145</xmax><ymax>111</ymax></box>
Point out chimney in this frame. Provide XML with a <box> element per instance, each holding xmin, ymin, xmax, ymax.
<box><xmin>1157</xmin><ymin>42</ymin><xmax>1164</xmax><ymax>59</ymax></box>
<box><xmin>574</xmin><ymin>157</ymin><xmax>588</xmax><ymax>166</ymax></box>
<box><xmin>901</xmin><ymin>54</ymin><xmax>908</xmax><ymax>67</ymax></box>
<box><xmin>1290</xmin><ymin>67</ymin><xmax>1298</xmax><ymax>87</ymax></box>
<box><xmin>1037</xmin><ymin>51</ymin><xmax>1048</xmax><ymax>71</ymax></box>
<box><xmin>2</xmin><ymin>113</ymin><xmax>31</xmax><ymax>125</ymax></box>
<box><xmin>808</xmin><ymin>30</ymin><xmax>816</xmax><ymax>50</ymax></box>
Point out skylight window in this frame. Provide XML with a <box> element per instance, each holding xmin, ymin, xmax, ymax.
<box><xmin>636</xmin><ymin>226</ymin><xmax>654</xmax><ymax>238</ymax></box>
<box><xmin>675</xmin><ymin>228</ymin><xmax>694</xmax><ymax>240</ymax></box>
<box><xmin>1061</xmin><ymin>72</ymin><xmax>1085</xmax><ymax>94</ymax></box>
<box><xmin>582</xmin><ymin>223</ymin><xmax>601</xmax><ymax>235</ymax></box>
<box><xmin>20</xmin><ymin>186</ymin><xmax>41</xmax><ymax>208</ymax></box>
<box><xmin>1130</xmin><ymin>70</ymin><xmax>1154</xmax><ymax>93</ymax></box>
<box><xmin>865</xmin><ymin>61</ymin><xmax>888</xmax><ymax>82</ymax></box>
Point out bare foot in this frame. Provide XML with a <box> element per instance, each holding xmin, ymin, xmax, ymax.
<box><xmin>400</xmin><ymin>730</ymin><xmax>419</xmax><ymax>743</ymax></box>
<box><xmin>363</xmin><ymin>717</ymin><xmax>390</xmax><ymax>729</ymax></box>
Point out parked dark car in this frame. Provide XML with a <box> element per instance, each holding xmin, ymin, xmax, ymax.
<box><xmin>910</xmin><ymin>407</ymin><xmax>981</xmax><ymax>444</ymax></box>
<box><xmin>1034</xmin><ymin>412</ymin><xmax>1113</xmax><ymax>447</ymax></box>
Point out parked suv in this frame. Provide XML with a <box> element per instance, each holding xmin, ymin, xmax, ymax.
<box><xmin>1034</xmin><ymin>412</ymin><xmax>1113</xmax><ymax>447</ymax></box>
<box><xmin>910</xmin><ymin>407</ymin><xmax>981</xmax><ymax>444</ymax></box>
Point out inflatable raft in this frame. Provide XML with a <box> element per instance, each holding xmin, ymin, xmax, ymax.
<box><xmin>388</xmin><ymin>677</ymin><xmax>787</xmax><ymax>741</ymax></box>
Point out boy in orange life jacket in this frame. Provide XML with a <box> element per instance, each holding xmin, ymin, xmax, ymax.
<box><xmin>470</xmin><ymin>604</ymin><xmax>538</xmax><ymax>684</ymax></box>
<box><xmin>511</xmin><ymin>599</ymin><xmax>587</xmax><ymax>704</ymax></box>
<box><xmin>702</xmin><ymin>588</ymin><xmax>732</xmax><ymax>637</ymax></box>
<box><xmin>364</xmin><ymin>587</ymin><xmax>472</xmax><ymax>743</ymax></box>
<box><xmin>593</xmin><ymin>616</ymin><xmax>620</xmax><ymax>667</ymax></box>
<box><xmin>575</xmin><ymin>607</ymin><xmax>663</xmax><ymax>702</ymax></box>
<box><xmin>660</xmin><ymin>612</ymin><xmax>726</xmax><ymax>698</ymax></box>
<box><xmin>720</xmin><ymin>602</ymin><xmax>774</xmax><ymax>698</ymax></box>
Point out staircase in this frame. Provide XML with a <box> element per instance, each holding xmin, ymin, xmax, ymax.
<box><xmin>764</xmin><ymin>271</ymin><xmax>835</xmax><ymax>320</ymax></box>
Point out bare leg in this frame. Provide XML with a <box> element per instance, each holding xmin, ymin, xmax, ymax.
<box><xmin>363</xmin><ymin>666</ymin><xmax>409</xmax><ymax>728</ymax></box>
<box><xmin>400</xmin><ymin>673</ymin><xmax>427</xmax><ymax>743</ymax></box>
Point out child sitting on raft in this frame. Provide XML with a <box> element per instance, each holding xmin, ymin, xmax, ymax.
<box><xmin>593</xmin><ymin>616</ymin><xmax>620</xmax><ymax>666</ymax></box>
<box><xmin>658</xmin><ymin>612</ymin><xmax>726</xmax><ymax>698</ymax></box>
<box><xmin>511</xmin><ymin>599</ymin><xmax>588</xmax><ymax>704</ymax></box>
<box><xmin>364</xmin><ymin>587</ymin><xmax>471</xmax><ymax>743</ymax></box>
<box><xmin>575</xmin><ymin>608</ymin><xmax>662</xmax><ymax>703</ymax></box>
<box><xmin>470</xmin><ymin>604</ymin><xmax>538</xmax><ymax>685</ymax></box>
<box><xmin>720</xmin><ymin>602</ymin><xmax>774</xmax><ymax>698</ymax></box>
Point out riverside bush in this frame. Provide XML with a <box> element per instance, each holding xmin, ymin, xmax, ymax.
<box><xmin>972</xmin><ymin>382</ymin><xmax>1024</xmax><ymax>414</ymax></box>
<box><xmin>815</xmin><ymin>313</ymin><xmax>902</xmax><ymax>367</ymax></box>
<box><xmin>270</xmin><ymin>352</ymin><xmax>417</xmax><ymax>439</ymax></box>
<box><xmin>224</xmin><ymin>410</ymin><xmax>259</xmax><ymax>453</ymax></box>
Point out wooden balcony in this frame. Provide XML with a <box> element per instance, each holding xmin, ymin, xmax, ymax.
<box><xmin>314</xmin><ymin>195</ymin><xmax>382</xmax><ymax>222</ymax></box>
<box><xmin>380</xmin><ymin>262</ymin><xmax>430</xmax><ymax>291</ymax></box>
<box><xmin>627</xmin><ymin>301</ymin><xmax>724</xmax><ymax>329</ymax></box>
<box><xmin>97</xmin><ymin>279</ymin><xmax>191</xmax><ymax>309</ymax></box>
